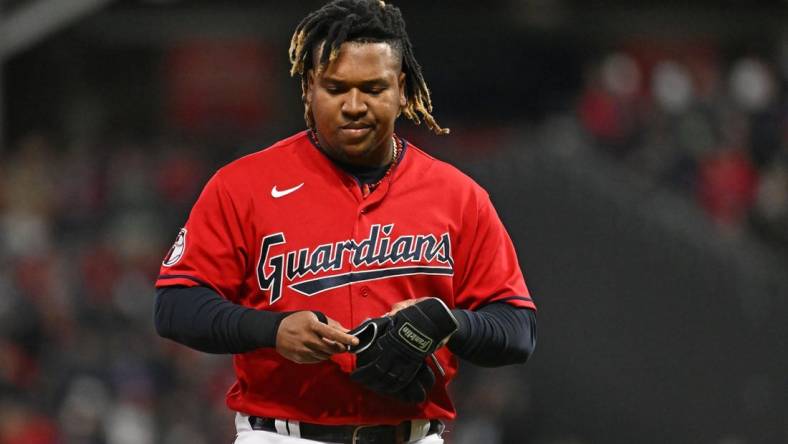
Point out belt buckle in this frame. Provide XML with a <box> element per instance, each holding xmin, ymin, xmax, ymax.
<box><xmin>351</xmin><ymin>425</ymin><xmax>373</xmax><ymax>444</ymax></box>
<box><xmin>351</xmin><ymin>424</ymin><xmax>404</xmax><ymax>444</ymax></box>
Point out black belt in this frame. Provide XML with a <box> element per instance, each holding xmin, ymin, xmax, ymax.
<box><xmin>248</xmin><ymin>416</ymin><xmax>444</xmax><ymax>444</ymax></box>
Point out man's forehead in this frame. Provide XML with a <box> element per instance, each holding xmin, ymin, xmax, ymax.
<box><xmin>311</xmin><ymin>40</ymin><xmax>403</xmax><ymax>71</ymax></box>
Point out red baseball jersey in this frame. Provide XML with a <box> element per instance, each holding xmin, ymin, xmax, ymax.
<box><xmin>156</xmin><ymin>130</ymin><xmax>534</xmax><ymax>425</ymax></box>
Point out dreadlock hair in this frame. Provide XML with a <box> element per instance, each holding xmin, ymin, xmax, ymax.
<box><xmin>289</xmin><ymin>0</ymin><xmax>449</xmax><ymax>135</ymax></box>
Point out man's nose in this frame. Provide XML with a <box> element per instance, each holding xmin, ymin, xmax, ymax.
<box><xmin>342</xmin><ymin>89</ymin><xmax>368</xmax><ymax>117</ymax></box>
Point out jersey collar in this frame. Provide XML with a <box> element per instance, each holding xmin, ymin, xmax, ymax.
<box><xmin>304</xmin><ymin>129</ymin><xmax>409</xmax><ymax>194</ymax></box>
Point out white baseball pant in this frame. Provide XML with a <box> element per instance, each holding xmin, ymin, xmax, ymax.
<box><xmin>233</xmin><ymin>413</ymin><xmax>444</xmax><ymax>444</ymax></box>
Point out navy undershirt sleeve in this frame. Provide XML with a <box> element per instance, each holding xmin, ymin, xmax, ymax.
<box><xmin>155</xmin><ymin>286</ymin><xmax>537</xmax><ymax>366</ymax></box>
<box><xmin>154</xmin><ymin>286</ymin><xmax>288</xmax><ymax>354</ymax></box>
<box><xmin>447</xmin><ymin>303</ymin><xmax>537</xmax><ymax>367</ymax></box>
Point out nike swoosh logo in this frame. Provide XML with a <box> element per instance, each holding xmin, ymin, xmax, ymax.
<box><xmin>271</xmin><ymin>183</ymin><xmax>304</xmax><ymax>198</ymax></box>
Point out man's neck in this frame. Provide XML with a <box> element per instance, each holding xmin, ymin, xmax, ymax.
<box><xmin>314</xmin><ymin>132</ymin><xmax>395</xmax><ymax>168</ymax></box>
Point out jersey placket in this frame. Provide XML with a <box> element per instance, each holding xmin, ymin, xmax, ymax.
<box><xmin>349</xmin><ymin>171</ymin><xmax>394</xmax><ymax>420</ymax></box>
<box><xmin>347</xmin><ymin>170</ymin><xmax>393</xmax><ymax>321</ymax></box>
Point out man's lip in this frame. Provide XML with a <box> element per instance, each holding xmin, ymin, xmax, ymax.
<box><xmin>339</xmin><ymin>127</ymin><xmax>372</xmax><ymax>138</ymax></box>
<box><xmin>339</xmin><ymin>124</ymin><xmax>373</xmax><ymax>138</ymax></box>
<box><xmin>341</xmin><ymin>123</ymin><xmax>373</xmax><ymax>129</ymax></box>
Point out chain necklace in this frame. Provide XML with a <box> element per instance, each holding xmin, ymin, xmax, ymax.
<box><xmin>365</xmin><ymin>135</ymin><xmax>401</xmax><ymax>192</ymax></box>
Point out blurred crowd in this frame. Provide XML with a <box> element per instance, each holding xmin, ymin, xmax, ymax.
<box><xmin>576</xmin><ymin>46</ymin><xmax>788</xmax><ymax>246</ymax></box>
<box><xmin>0</xmin><ymin>134</ymin><xmax>236</xmax><ymax>443</ymax></box>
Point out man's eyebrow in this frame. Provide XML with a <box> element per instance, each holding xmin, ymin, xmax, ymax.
<box><xmin>362</xmin><ymin>79</ymin><xmax>389</xmax><ymax>85</ymax></box>
<box><xmin>321</xmin><ymin>76</ymin><xmax>389</xmax><ymax>85</ymax></box>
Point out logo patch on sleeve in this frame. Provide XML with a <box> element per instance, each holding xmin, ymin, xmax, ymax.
<box><xmin>162</xmin><ymin>228</ymin><xmax>187</xmax><ymax>267</ymax></box>
<box><xmin>398</xmin><ymin>322</ymin><xmax>433</xmax><ymax>353</ymax></box>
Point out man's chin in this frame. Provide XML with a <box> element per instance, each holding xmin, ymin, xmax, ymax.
<box><xmin>338</xmin><ymin>142</ymin><xmax>389</xmax><ymax>165</ymax></box>
<box><xmin>339</xmin><ymin>147</ymin><xmax>372</xmax><ymax>160</ymax></box>
<box><xmin>336</xmin><ymin>139</ymin><xmax>373</xmax><ymax>156</ymax></box>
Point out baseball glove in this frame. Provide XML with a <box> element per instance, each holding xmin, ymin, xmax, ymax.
<box><xmin>348</xmin><ymin>298</ymin><xmax>458</xmax><ymax>403</ymax></box>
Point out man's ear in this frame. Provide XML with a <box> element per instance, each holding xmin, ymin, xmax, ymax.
<box><xmin>306</xmin><ymin>70</ymin><xmax>316</xmax><ymax>105</ymax></box>
<box><xmin>398</xmin><ymin>72</ymin><xmax>407</xmax><ymax>108</ymax></box>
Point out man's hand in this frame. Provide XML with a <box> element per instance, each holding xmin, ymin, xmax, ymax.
<box><xmin>387</xmin><ymin>297</ymin><xmax>457</xmax><ymax>349</ymax></box>
<box><xmin>386</xmin><ymin>296</ymin><xmax>433</xmax><ymax>316</ymax></box>
<box><xmin>276</xmin><ymin>311</ymin><xmax>359</xmax><ymax>364</ymax></box>
<box><xmin>349</xmin><ymin>298</ymin><xmax>458</xmax><ymax>403</ymax></box>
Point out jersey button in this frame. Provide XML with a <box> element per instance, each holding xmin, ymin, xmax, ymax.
<box><xmin>360</xmin><ymin>286</ymin><xmax>370</xmax><ymax>297</ymax></box>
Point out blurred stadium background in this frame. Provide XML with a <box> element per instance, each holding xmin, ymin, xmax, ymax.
<box><xmin>1</xmin><ymin>0</ymin><xmax>788</xmax><ymax>443</ymax></box>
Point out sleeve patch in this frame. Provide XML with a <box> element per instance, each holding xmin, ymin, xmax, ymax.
<box><xmin>162</xmin><ymin>228</ymin><xmax>187</xmax><ymax>267</ymax></box>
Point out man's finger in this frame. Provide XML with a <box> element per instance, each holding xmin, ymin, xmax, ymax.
<box><xmin>305</xmin><ymin>338</ymin><xmax>342</xmax><ymax>357</ymax></box>
<box><xmin>326</xmin><ymin>317</ymin><xmax>350</xmax><ymax>333</ymax></box>
<box><xmin>388</xmin><ymin>297</ymin><xmax>432</xmax><ymax>315</ymax></box>
<box><xmin>313</xmin><ymin>322</ymin><xmax>359</xmax><ymax>347</ymax></box>
<box><xmin>321</xmin><ymin>337</ymin><xmax>349</xmax><ymax>353</ymax></box>
<box><xmin>387</xmin><ymin>300</ymin><xmax>412</xmax><ymax>316</ymax></box>
<box><xmin>305</xmin><ymin>349</ymin><xmax>332</xmax><ymax>362</ymax></box>
<box><xmin>295</xmin><ymin>354</ymin><xmax>324</xmax><ymax>364</ymax></box>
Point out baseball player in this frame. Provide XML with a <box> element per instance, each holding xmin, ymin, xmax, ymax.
<box><xmin>154</xmin><ymin>1</ymin><xmax>537</xmax><ymax>443</ymax></box>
